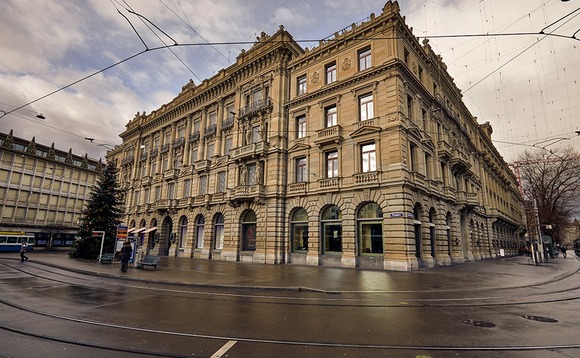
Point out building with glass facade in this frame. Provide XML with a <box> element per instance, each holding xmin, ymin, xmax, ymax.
<box><xmin>0</xmin><ymin>130</ymin><xmax>102</xmax><ymax>248</ymax></box>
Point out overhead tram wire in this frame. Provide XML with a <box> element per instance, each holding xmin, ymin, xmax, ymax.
<box><xmin>2</xmin><ymin>28</ymin><xmax>579</xmax><ymax>120</ymax></box>
<box><xmin>158</xmin><ymin>0</ymin><xmax>231</xmax><ymax>68</ymax></box>
<box><xmin>115</xmin><ymin>0</ymin><xmax>202</xmax><ymax>83</ymax></box>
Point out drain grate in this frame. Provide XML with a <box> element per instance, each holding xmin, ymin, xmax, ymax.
<box><xmin>522</xmin><ymin>315</ymin><xmax>558</xmax><ymax>323</ymax></box>
<box><xmin>462</xmin><ymin>319</ymin><xmax>496</xmax><ymax>328</ymax></box>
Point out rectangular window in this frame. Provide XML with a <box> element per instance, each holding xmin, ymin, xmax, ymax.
<box><xmin>296</xmin><ymin>157</ymin><xmax>307</xmax><ymax>183</ymax></box>
<box><xmin>297</xmin><ymin>75</ymin><xmax>307</xmax><ymax>95</ymax></box>
<box><xmin>155</xmin><ymin>186</ymin><xmax>161</xmax><ymax>201</ymax></box>
<box><xmin>325</xmin><ymin>62</ymin><xmax>336</xmax><ymax>84</ymax></box>
<box><xmin>361</xmin><ymin>143</ymin><xmax>376</xmax><ymax>173</ymax></box>
<box><xmin>168</xmin><ymin>183</ymin><xmax>174</xmax><ymax>199</ymax></box>
<box><xmin>134</xmin><ymin>190</ymin><xmax>140</xmax><ymax>205</ymax></box>
<box><xmin>407</xmin><ymin>94</ymin><xmax>413</xmax><ymax>121</ymax></box>
<box><xmin>409</xmin><ymin>143</ymin><xmax>417</xmax><ymax>172</ymax></box>
<box><xmin>193</xmin><ymin>119</ymin><xmax>201</xmax><ymax>133</ymax></box>
<box><xmin>178</xmin><ymin>126</ymin><xmax>185</xmax><ymax>139</ymax></box>
<box><xmin>144</xmin><ymin>188</ymin><xmax>150</xmax><ymax>203</ymax></box>
<box><xmin>251</xmin><ymin>126</ymin><xmax>261</xmax><ymax>143</ymax></box>
<box><xmin>199</xmin><ymin>176</ymin><xmax>207</xmax><ymax>195</ymax></box>
<box><xmin>151</xmin><ymin>160</ymin><xmax>157</xmax><ymax>174</ymax></box>
<box><xmin>207</xmin><ymin>143</ymin><xmax>215</xmax><ymax>158</ymax></box>
<box><xmin>224</xmin><ymin>137</ymin><xmax>233</xmax><ymax>155</ymax></box>
<box><xmin>208</xmin><ymin>111</ymin><xmax>217</xmax><ymax>126</ymax></box>
<box><xmin>218</xmin><ymin>171</ymin><xmax>226</xmax><ymax>192</ymax></box>
<box><xmin>326</xmin><ymin>151</ymin><xmax>338</xmax><ymax>178</ymax></box>
<box><xmin>425</xmin><ymin>153</ymin><xmax>432</xmax><ymax>178</ymax></box>
<box><xmin>191</xmin><ymin>148</ymin><xmax>198</xmax><ymax>163</ymax></box>
<box><xmin>358</xmin><ymin>47</ymin><xmax>371</xmax><ymax>71</ymax></box>
<box><xmin>247</xmin><ymin>164</ymin><xmax>257</xmax><ymax>185</ymax></box>
<box><xmin>296</xmin><ymin>115</ymin><xmax>306</xmax><ymax>139</ymax></box>
<box><xmin>404</xmin><ymin>48</ymin><xmax>409</xmax><ymax>65</ymax></box>
<box><xmin>325</xmin><ymin>105</ymin><xmax>337</xmax><ymax>127</ymax></box>
<box><xmin>162</xmin><ymin>156</ymin><xmax>168</xmax><ymax>170</ymax></box>
<box><xmin>359</xmin><ymin>94</ymin><xmax>374</xmax><ymax>121</ymax></box>
<box><xmin>183</xmin><ymin>179</ymin><xmax>191</xmax><ymax>198</ymax></box>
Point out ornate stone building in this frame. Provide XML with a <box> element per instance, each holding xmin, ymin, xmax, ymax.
<box><xmin>111</xmin><ymin>1</ymin><xmax>525</xmax><ymax>270</ymax></box>
<box><xmin>0</xmin><ymin>130</ymin><xmax>102</xmax><ymax>247</ymax></box>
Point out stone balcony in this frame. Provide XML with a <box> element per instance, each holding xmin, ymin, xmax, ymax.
<box><xmin>314</xmin><ymin>125</ymin><xmax>343</xmax><ymax>147</ymax></box>
<box><xmin>231</xmin><ymin>141</ymin><xmax>269</xmax><ymax>161</ymax></box>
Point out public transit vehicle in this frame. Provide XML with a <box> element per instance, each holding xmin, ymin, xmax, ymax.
<box><xmin>0</xmin><ymin>231</ymin><xmax>35</xmax><ymax>252</ymax></box>
<box><xmin>574</xmin><ymin>239</ymin><xmax>580</xmax><ymax>257</ymax></box>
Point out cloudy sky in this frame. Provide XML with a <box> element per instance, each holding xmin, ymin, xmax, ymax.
<box><xmin>0</xmin><ymin>0</ymin><xmax>578</xmax><ymax>163</ymax></box>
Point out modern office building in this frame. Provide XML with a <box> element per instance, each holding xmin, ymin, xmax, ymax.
<box><xmin>0</xmin><ymin>130</ymin><xmax>102</xmax><ymax>248</ymax></box>
<box><xmin>112</xmin><ymin>1</ymin><xmax>525</xmax><ymax>270</ymax></box>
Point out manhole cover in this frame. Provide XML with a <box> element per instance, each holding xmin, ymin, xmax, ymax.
<box><xmin>523</xmin><ymin>315</ymin><xmax>558</xmax><ymax>323</ymax></box>
<box><xmin>462</xmin><ymin>319</ymin><xmax>496</xmax><ymax>328</ymax></box>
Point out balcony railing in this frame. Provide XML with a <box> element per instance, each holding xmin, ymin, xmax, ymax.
<box><xmin>189</xmin><ymin>131</ymin><xmax>200</xmax><ymax>143</ymax></box>
<box><xmin>319</xmin><ymin>177</ymin><xmax>340</xmax><ymax>189</ymax></box>
<box><xmin>172</xmin><ymin>137</ymin><xmax>185</xmax><ymax>149</ymax></box>
<box><xmin>231</xmin><ymin>141</ymin><xmax>269</xmax><ymax>161</ymax></box>
<box><xmin>288</xmin><ymin>182</ymin><xmax>307</xmax><ymax>193</ymax></box>
<box><xmin>354</xmin><ymin>171</ymin><xmax>379</xmax><ymax>184</ymax></box>
<box><xmin>221</xmin><ymin>117</ymin><xmax>234</xmax><ymax>131</ymax></box>
<box><xmin>160</xmin><ymin>143</ymin><xmax>170</xmax><ymax>154</ymax></box>
<box><xmin>149</xmin><ymin>148</ymin><xmax>158</xmax><ymax>157</ymax></box>
<box><xmin>139</xmin><ymin>152</ymin><xmax>148</xmax><ymax>161</ymax></box>
<box><xmin>121</xmin><ymin>156</ymin><xmax>134</xmax><ymax>166</ymax></box>
<box><xmin>314</xmin><ymin>125</ymin><xmax>342</xmax><ymax>146</ymax></box>
<box><xmin>239</xmin><ymin>98</ymin><xmax>272</xmax><ymax>118</ymax></box>
<box><xmin>204</xmin><ymin>124</ymin><xmax>217</xmax><ymax>138</ymax></box>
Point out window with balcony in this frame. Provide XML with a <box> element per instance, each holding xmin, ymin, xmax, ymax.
<box><xmin>358</xmin><ymin>47</ymin><xmax>371</xmax><ymax>71</ymax></box>
<box><xmin>209</xmin><ymin>111</ymin><xmax>217</xmax><ymax>126</ymax></box>
<box><xmin>326</xmin><ymin>151</ymin><xmax>338</xmax><ymax>178</ymax></box>
<box><xmin>325</xmin><ymin>105</ymin><xmax>337</xmax><ymax>128</ymax></box>
<box><xmin>247</xmin><ymin>163</ymin><xmax>257</xmax><ymax>185</ymax></box>
<box><xmin>361</xmin><ymin>143</ymin><xmax>376</xmax><ymax>173</ymax></box>
<box><xmin>296</xmin><ymin>157</ymin><xmax>307</xmax><ymax>183</ymax></box>
<box><xmin>296</xmin><ymin>115</ymin><xmax>306</xmax><ymax>139</ymax></box>
<box><xmin>325</xmin><ymin>62</ymin><xmax>336</xmax><ymax>84</ymax></box>
<box><xmin>359</xmin><ymin>94</ymin><xmax>374</xmax><ymax>121</ymax></box>
<box><xmin>297</xmin><ymin>75</ymin><xmax>307</xmax><ymax>95</ymax></box>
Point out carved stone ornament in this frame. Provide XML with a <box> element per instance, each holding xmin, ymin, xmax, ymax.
<box><xmin>311</xmin><ymin>71</ymin><xmax>319</xmax><ymax>83</ymax></box>
<box><xmin>342</xmin><ymin>57</ymin><xmax>351</xmax><ymax>70</ymax></box>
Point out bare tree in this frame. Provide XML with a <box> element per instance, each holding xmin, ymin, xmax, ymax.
<box><xmin>518</xmin><ymin>146</ymin><xmax>580</xmax><ymax>242</ymax></box>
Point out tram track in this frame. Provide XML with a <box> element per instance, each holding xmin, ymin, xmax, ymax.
<box><xmin>3</xmin><ymin>260</ymin><xmax>580</xmax><ymax>308</ymax></box>
<box><xmin>2</xmin><ymin>259</ymin><xmax>580</xmax><ymax>356</ymax></box>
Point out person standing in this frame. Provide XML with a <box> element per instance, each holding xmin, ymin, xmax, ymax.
<box><xmin>120</xmin><ymin>241</ymin><xmax>133</xmax><ymax>272</ymax></box>
<box><xmin>20</xmin><ymin>241</ymin><xmax>29</xmax><ymax>262</ymax></box>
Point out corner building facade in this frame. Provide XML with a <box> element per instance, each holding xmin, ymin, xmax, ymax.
<box><xmin>113</xmin><ymin>1</ymin><xmax>525</xmax><ymax>271</ymax></box>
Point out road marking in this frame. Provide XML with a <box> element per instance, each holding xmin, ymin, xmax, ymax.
<box><xmin>211</xmin><ymin>340</ymin><xmax>237</xmax><ymax>357</ymax></box>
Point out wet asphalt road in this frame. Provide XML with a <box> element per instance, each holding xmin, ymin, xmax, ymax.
<box><xmin>0</xmin><ymin>253</ymin><xmax>579</xmax><ymax>358</ymax></box>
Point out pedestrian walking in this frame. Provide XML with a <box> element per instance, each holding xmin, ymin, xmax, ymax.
<box><xmin>20</xmin><ymin>242</ymin><xmax>29</xmax><ymax>262</ymax></box>
<box><xmin>561</xmin><ymin>245</ymin><xmax>567</xmax><ymax>258</ymax></box>
<box><xmin>120</xmin><ymin>241</ymin><xmax>133</xmax><ymax>272</ymax></box>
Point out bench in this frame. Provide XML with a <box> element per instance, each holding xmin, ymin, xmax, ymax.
<box><xmin>137</xmin><ymin>255</ymin><xmax>161</xmax><ymax>270</ymax></box>
<box><xmin>99</xmin><ymin>253</ymin><xmax>114</xmax><ymax>264</ymax></box>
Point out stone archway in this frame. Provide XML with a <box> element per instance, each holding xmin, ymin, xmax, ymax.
<box><xmin>159</xmin><ymin>216</ymin><xmax>173</xmax><ymax>256</ymax></box>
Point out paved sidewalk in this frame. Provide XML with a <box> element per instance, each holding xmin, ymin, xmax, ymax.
<box><xmin>2</xmin><ymin>250</ymin><xmax>578</xmax><ymax>293</ymax></box>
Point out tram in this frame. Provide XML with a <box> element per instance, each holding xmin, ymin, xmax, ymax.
<box><xmin>0</xmin><ymin>231</ymin><xmax>35</xmax><ymax>252</ymax></box>
<box><xmin>574</xmin><ymin>239</ymin><xmax>580</xmax><ymax>257</ymax></box>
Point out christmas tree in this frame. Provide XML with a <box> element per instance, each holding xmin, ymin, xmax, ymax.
<box><xmin>69</xmin><ymin>160</ymin><xmax>124</xmax><ymax>259</ymax></box>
